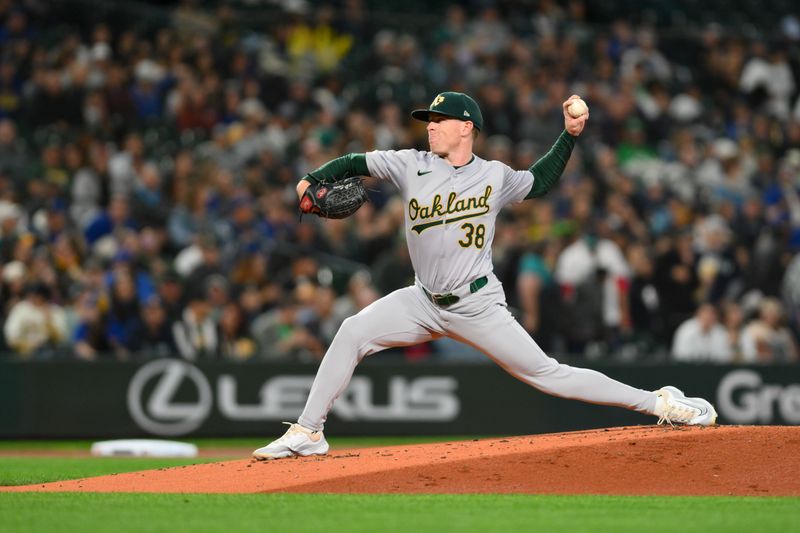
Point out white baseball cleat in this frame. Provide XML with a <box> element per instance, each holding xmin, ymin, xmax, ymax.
<box><xmin>654</xmin><ymin>386</ymin><xmax>718</xmax><ymax>426</ymax></box>
<box><xmin>252</xmin><ymin>422</ymin><xmax>329</xmax><ymax>460</ymax></box>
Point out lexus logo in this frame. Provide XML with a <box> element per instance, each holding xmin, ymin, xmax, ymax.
<box><xmin>127</xmin><ymin>361</ymin><xmax>460</xmax><ymax>436</ymax></box>
<box><xmin>127</xmin><ymin>359</ymin><xmax>213</xmax><ymax>436</ymax></box>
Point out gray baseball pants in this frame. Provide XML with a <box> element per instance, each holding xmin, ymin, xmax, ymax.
<box><xmin>298</xmin><ymin>274</ymin><xmax>657</xmax><ymax>431</ymax></box>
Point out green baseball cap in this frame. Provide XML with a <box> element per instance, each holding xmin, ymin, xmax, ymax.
<box><xmin>411</xmin><ymin>91</ymin><xmax>483</xmax><ymax>131</ymax></box>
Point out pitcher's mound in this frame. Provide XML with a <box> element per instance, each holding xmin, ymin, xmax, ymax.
<box><xmin>4</xmin><ymin>425</ymin><xmax>799</xmax><ymax>495</ymax></box>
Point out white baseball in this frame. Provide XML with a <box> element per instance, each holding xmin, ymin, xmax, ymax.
<box><xmin>567</xmin><ymin>98</ymin><xmax>588</xmax><ymax>118</ymax></box>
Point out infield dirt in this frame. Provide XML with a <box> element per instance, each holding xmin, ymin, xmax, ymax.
<box><xmin>2</xmin><ymin>425</ymin><xmax>798</xmax><ymax>495</ymax></box>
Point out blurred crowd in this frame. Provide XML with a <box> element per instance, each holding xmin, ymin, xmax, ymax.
<box><xmin>0</xmin><ymin>0</ymin><xmax>798</xmax><ymax>364</ymax></box>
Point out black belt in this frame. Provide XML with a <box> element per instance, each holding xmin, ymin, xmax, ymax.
<box><xmin>420</xmin><ymin>276</ymin><xmax>488</xmax><ymax>307</ymax></box>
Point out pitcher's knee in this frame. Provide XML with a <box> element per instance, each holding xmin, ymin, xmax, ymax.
<box><xmin>332</xmin><ymin>315</ymin><xmax>371</xmax><ymax>359</ymax></box>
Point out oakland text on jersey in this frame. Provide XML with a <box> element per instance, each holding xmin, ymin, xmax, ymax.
<box><xmin>408</xmin><ymin>185</ymin><xmax>492</xmax><ymax>234</ymax></box>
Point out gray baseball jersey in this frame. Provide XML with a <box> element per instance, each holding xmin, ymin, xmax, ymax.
<box><xmin>295</xmin><ymin>150</ymin><xmax>658</xmax><ymax>433</ymax></box>
<box><xmin>366</xmin><ymin>149</ymin><xmax>532</xmax><ymax>292</ymax></box>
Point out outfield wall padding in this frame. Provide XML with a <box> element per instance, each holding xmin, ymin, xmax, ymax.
<box><xmin>1</xmin><ymin>360</ymin><xmax>798</xmax><ymax>437</ymax></box>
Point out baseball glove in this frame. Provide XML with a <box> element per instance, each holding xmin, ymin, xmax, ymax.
<box><xmin>299</xmin><ymin>177</ymin><xmax>369</xmax><ymax>219</ymax></box>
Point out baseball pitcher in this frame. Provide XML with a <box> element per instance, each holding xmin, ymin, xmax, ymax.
<box><xmin>253</xmin><ymin>92</ymin><xmax>716</xmax><ymax>460</ymax></box>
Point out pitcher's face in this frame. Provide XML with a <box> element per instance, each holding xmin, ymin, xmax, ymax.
<box><xmin>427</xmin><ymin>113</ymin><xmax>472</xmax><ymax>157</ymax></box>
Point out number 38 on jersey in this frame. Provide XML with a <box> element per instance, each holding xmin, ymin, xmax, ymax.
<box><xmin>458</xmin><ymin>223</ymin><xmax>486</xmax><ymax>248</ymax></box>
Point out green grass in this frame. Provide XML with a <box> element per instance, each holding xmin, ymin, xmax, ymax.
<box><xmin>1</xmin><ymin>444</ymin><xmax>798</xmax><ymax>533</ymax></box>
<box><xmin>0</xmin><ymin>457</ymin><xmax>222</xmax><ymax>486</ymax></box>
<box><xmin>0</xmin><ymin>493</ymin><xmax>797</xmax><ymax>533</ymax></box>
<box><xmin>2</xmin><ymin>441</ymin><xmax>798</xmax><ymax>533</ymax></box>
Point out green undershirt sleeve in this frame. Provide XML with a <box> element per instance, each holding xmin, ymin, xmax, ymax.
<box><xmin>525</xmin><ymin>130</ymin><xmax>576</xmax><ymax>199</ymax></box>
<box><xmin>301</xmin><ymin>153</ymin><xmax>370</xmax><ymax>184</ymax></box>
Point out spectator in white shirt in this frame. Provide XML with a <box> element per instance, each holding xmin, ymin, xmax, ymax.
<box><xmin>555</xmin><ymin>233</ymin><xmax>631</xmax><ymax>332</ymax></box>
<box><xmin>740</xmin><ymin>42</ymin><xmax>796</xmax><ymax>119</ymax></box>
<box><xmin>740</xmin><ymin>298</ymin><xmax>799</xmax><ymax>363</ymax></box>
<box><xmin>3</xmin><ymin>283</ymin><xmax>69</xmax><ymax>359</ymax></box>
<box><xmin>672</xmin><ymin>303</ymin><xmax>732</xmax><ymax>362</ymax></box>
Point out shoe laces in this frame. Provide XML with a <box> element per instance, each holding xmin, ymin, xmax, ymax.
<box><xmin>273</xmin><ymin>422</ymin><xmax>309</xmax><ymax>444</ymax></box>
<box><xmin>657</xmin><ymin>397</ymin><xmax>700</xmax><ymax>427</ymax></box>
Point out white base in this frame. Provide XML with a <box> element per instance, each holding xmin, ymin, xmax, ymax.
<box><xmin>90</xmin><ymin>439</ymin><xmax>198</xmax><ymax>457</ymax></box>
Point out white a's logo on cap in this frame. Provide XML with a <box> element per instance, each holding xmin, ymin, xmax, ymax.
<box><xmin>464</xmin><ymin>110</ymin><xmax>470</xmax><ymax>117</ymax></box>
<box><xmin>431</xmin><ymin>95</ymin><xmax>445</xmax><ymax>107</ymax></box>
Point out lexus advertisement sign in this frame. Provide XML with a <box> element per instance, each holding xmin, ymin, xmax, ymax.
<box><xmin>126</xmin><ymin>360</ymin><xmax>460</xmax><ymax>437</ymax></box>
<box><xmin>1</xmin><ymin>361</ymin><xmax>799</xmax><ymax>438</ymax></box>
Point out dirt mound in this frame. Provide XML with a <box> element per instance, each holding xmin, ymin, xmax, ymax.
<box><xmin>3</xmin><ymin>426</ymin><xmax>799</xmax><ymax>495</ymax></box>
